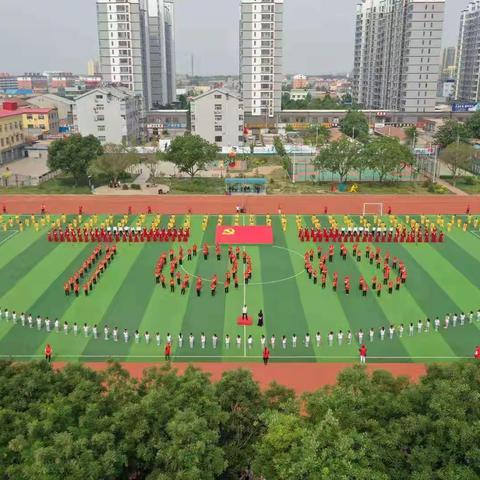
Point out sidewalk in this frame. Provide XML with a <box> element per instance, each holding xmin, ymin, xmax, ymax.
<box><xmin>435</xmin><ymin>178</ymin><xmax>468</xmax><ymax>196</ymax></box>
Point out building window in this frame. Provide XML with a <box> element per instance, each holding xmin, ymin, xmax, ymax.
<box><xmin>98</xmin><ymin>136</ymin><xmax>106</xmax><ymax>142</ymax></box>
<box><xmin>214</xmin><ymin>104</ymin><xmax>222</xmax><ymax>111</ymax></box>
<box><xmin>96</xmin><ymin>115</ymin><xmax>105</xmax><ymax>121</ymax></box>
<box><xmin>98</xmin><ymin>125</ymin><xmax>106</xmax><ymax>132</ymax></box>
<box><xmin>214</xmin><ymin>94</ymin><xmax>222</xmax><ymax>99</ymax></box>
<box><xmin>215</xmin><ymin>136</ymin><xmax>222</xmax><ymax>142</ymax></box>
<box><xmin>215</xmin><ymin>125</ymin><xmax>222</xmax><ymax>132</ymax></box>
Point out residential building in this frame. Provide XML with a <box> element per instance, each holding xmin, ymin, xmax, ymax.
<box><xmin>0</xmin><ymin>73</ymin><xmax>18</xmax><ymax>91</ymax></box>
<box><xmin>0</xmin><ymin>102</ymin><xmax>25</xmax><ymax>164</ymax></box>
<box><xmin>145</xmin><ymin>109</ymin><xmax>188</xmax><ymax>139</ymax></box>
<box><xmin>26</xmin><ymin>94</ymin><xmax>75</xmax><ymax>126</ymax></box>
<box><xmin>240</xmin><ymin>0</ymin><xmax>283</xmax><ymax>118</ymax></box>
<box><xmin>21</xmin><ymin>107</ymin><xmax>60</xmax><ymax>135</ymax></box>
<box><xmin>73</xmin><ymin>86</ymin><xmax>144</xmax><ymax>145</ymax></box>
<box><xmin>353</xmin><ymin>0</ymin><xmax>445</xmax><ymax>113</ymax></box>
<box><xmin>17</xmin><ymin>73</ymin><xmax>48</xmax><ymax>93</ymax></box>
<box><xmin>190</xmin><ymin>89</ymin><xmax>244</xmax><ymax>147</ymax></box>
<box><xmin>455</xmin><ymin>1</ymin><xmax>480</xmax><ymax>102</ymax></box>
<box><xmin>96</xmin><ymin>0</ymin><xmax>176</xmax><ymax>109</ymax></box>
<box><xmin>441</xmin><ymin>46</ymin><xmax>456</xmax><ymax>76</ymax></box>
<box><xmin>289</xmin><ymin>89</ymin><xmax>309</xmax><ymax>101</ymax></box>
<box><xmin>292</xmin><ymin>74</ymin><xmax>308</xmax><ymax>89</ymax></box>
<box><xmin>87</xmin><ymin>59</ymin><xmax>101</xmax><ymax>76</ymax></box>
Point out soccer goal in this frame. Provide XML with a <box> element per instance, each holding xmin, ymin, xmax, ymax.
<box><xmin>362</xmin><ymin>203</ymin><xmax>383</xmax><ymax>217</ymax></box>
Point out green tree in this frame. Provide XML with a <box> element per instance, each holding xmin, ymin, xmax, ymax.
<box><xmin>352</xmin><ymin>143</ymin><xmax>372</xmax><ymax>182</ymax></box>
<box><xmin>164</xmin><ymin>134</ymin><xmax>218</xmax><ymax>177</ymax></box>
<box><xmin>88</xmin><ymin>143</ymin><xmax>137</xmax><ymax>185</ymax></box>
<box><xmin>465</xmin><ymin>111</ymin><xmax>480</xmax><ymax>139</ymax></box>
<box><xmin>363</xmin><ymin>136</ymin><xmax>415</xmax><ymax>182</ymax></box>
<box><xmin>339</xmin><ymin>110</ymin><xmax>370</xmax><ymax>142</ymax></box>
<box><xmin>439</xmin><ymin>142</ymin><xmax>474</xmax><ymax>185</ymax></box>
<box><xmin>314</xmin><ymin>137</ymin><xmax>360</xmax><ymax>183</ymax></box>
<box><xmin>404</xmin><ymin>126</ymin><xmax>417</xmax><ymax>146</ymax></box>
<box><xmin>433</xmin><ymin>120</ymin><xmax>470</xmax><ymax>148</ymax></box>
<box><xmin>48</xmin><ymin>134</ymin><xmax>103</xmax><ymax>186</ymax></box>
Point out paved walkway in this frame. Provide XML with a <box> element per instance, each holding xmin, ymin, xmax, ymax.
<box><xmin>435</xmin><ymin>178</ymin><xmax>468</xmax><ymax>196</ymax></box>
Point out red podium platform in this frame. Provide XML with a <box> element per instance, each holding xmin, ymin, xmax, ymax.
<box><xmin>237</xmin><ymin>316</ymin><xmax>253</xmax><ymax>326</ymax></box>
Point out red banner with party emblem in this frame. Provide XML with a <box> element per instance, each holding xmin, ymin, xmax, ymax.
<box><xmin>215</xmin><ymin>226</ymin><xmax>273</xmax><ymax>245</ymax></box>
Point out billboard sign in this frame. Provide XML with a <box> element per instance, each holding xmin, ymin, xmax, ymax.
<box><xmin>452</xmin><ymin>102</ymin><xmax>480</xmax><ymax>113</ymax></box>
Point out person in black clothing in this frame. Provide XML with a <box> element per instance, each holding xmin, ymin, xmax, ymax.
<box><xmin>257</xmin><ymin>310</ymin><xmax>264</xmax><ymax>327</ymax></box>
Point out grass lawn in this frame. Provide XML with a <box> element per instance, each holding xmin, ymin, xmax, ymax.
<box><xmin>0</xmin><ymin>176</ymin><xmax>92</xmax><ymax>195</ymax></box>
<box><xmin>440</xmin><ymin>176</ymin><xmax>480</xmax><ymax>194</ymax></box>
<box><xmin>0</xmin><ymin>213</ymin><xmax>479</xmax><ymax>363</ymax></box>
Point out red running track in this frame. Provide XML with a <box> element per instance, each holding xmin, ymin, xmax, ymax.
<box><xmin>53</xmin><ymin>362</ymin><xmax>428</xmax><ymax>394</ymax></box>
<box><xmin>1</xmin><ymin>194</ymin><xmax>479</xmax><ymax>215</ymax></box>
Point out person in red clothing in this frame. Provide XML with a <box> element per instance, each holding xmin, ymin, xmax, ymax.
<box><xmin>474</xmin><ymin>345</ymin><xmax>480</xmax><ymax>360</ymax></box>
<box><xmin>359</xmin><ymin>344</ymin><xmax>367</xmax><ymax>364</ymax></box>
<box><xmin>165</xmin><ymin>342</ymin><xmax>172</xmax><ymax>361</ymax></box>
<box><xmin>196</xmin><ymin>277</ymin><xmax>202</xmax><ymax>297</ymax></box>
<box><xmin>45</xmin><ymin>344</ymin><xmax>53</xmax><ymax>363</ymax></box>
<box><xmin>263</xmin><ymin>346</ymin><xmax>270</xmax><ymax>365</ymax></box>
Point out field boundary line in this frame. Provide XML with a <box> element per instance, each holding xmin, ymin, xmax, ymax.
<box><xmin>0</xmin><ymin>230</ymin><xmax>19</xmax><ymax>246</ymax></box>
<box><xmin>469</xmin><ymin>230</ymin><xmax>480</xmax><ymax>240</ymax></box>
<box><xmin>0</xmin><ymin>354</ymin><xmax>472</xmax><ymax>359</ymax></box>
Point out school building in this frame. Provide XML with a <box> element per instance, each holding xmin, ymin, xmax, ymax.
<box><xmin>0</xmin><ymin>102</ymin><xmax>25</xmax><ymax>165</ymax></box>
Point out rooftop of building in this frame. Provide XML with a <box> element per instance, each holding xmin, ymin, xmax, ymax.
<box><xmin>74</xmin><ymin>85</ymin><xmax>138</xmax><ymax>101</ymax></box>
<box><xmin>191</xmin><ymin>88</ymin><xmax>242</xmax><ymax>102</ymax></box>
<box><xmin>0</xmin><ymin>101</ymin><xmax>55</xmax><ymax>118</ymax></box>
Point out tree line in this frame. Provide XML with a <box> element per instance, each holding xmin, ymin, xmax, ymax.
<box><xmin>0</xmin><ymin>360</ymin><xmax>479</xmax><ymax>479</ymax></box>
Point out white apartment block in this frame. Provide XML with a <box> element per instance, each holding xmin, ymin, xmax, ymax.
<box><xmin>73</xmin><ymin>86</ymin><xmax>144</xmax><ymax>145</ymax></box>
<box><xmin>240</xmin><ymin>0</ymin><xmax>283</xmax><ymax>118</ymax></box>
<box><xmin>455</xmin><ymin>1</ymin><xmax>480</xmax><ymax>102</ymax></box>
<box><xmin>190</xmin><ymin>89</ymin><xmax>244</xmax><ymax>147</ymax></box>
<box><xmin>353</xmin><ymin>0</ymin><xmax>445</xmax><ymax>113</ymax></box>
<box><xmin>97</xmin><ymin>0</ymin><xmax>176</xmax><ymax>110</ymax></box>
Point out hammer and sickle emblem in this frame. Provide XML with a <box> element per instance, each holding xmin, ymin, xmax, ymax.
<box><xmin>222</xmin><ymin>228</ymin><xmax>236</xmax><ymax>235</ymax></box>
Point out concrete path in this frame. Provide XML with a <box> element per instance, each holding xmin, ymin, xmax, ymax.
<box><xmin>435</xmin><ymin>177</ymin><xmax>468</xmax><ymax>196</ymax></box>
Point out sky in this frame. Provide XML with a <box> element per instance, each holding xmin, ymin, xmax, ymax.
<box><xmin>0</xmin><ymin>0</ymin><xmax>472</xmax><ymax>76</ymax></box>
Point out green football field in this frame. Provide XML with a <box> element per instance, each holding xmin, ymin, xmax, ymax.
<box><xmin>0</xmin><ymin>213</ymin><xmax>479</xmax><ymax>363</ymax></box>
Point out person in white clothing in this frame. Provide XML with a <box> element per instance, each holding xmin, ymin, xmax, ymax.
<box><xmin>123</xmin><ymin>329</ymin><xmax>129</xmax><ymax>343</ymax></box>
<box><xmin>64</xmin><ymin>321</ymin><xmax>69</xmax><ymax>335</ymax></box>
<box><xmin>236</xmin><ymin>334</ymin><xmax>242</xmax><ymax>348</ymax></box>
<box><xmin>417</xmin><ymin>320</ymin><xmax>422</xmax><ymax>333</ymax></box>
<box><xmin>145</xmin><ymin>331</ymin><xmax>150</xmax><ymax>344</ymax></box>
<box><xmin>304</xmin><ymin>333</ymin><xmax>310</xmax><ymax>348</ymax></box>
<box><xmin>380</xmin><ymin>327</ymin><xmax>385</xmax><ymax>341</ymax></box>
<box><xmin>328</xmin><ymin>331</ymin><xmax>334</xmax><ymax>346</ymax></box>
<box><xmin>347</xmin><ymin>330</ymin><xmax>352</xmax><ymax>345</ymax></box>
<box><xmin>460</xmin><ymin>312</ymin><xmax>465</xmax><ymax>326</ymax></box>
<box><xmin>12</xmin><ymin>312</ymin><xmax>17</xmax><ymax>324</ymax></box>
<box><xmin>358</xmin><ymin>329</ymin><xmax>364</xmax><ymax>344</ymax></box>
<box><xmin>36</xmin><ymin>316</ymin><xmax>42</xmax><ymax>331</ymax></box>
<box><xmin>270</xmin><ymin>334</ymin><xmax>276</xmax><ymax>349</ymax></box>
<box><xmin>45</xmin><ymin>318</ymin><xmax>50</xmax><ymax>332</ymax></box>
<box><xmin>54</xmin><ymin>318</ymin><xmax>59</xmax><ymax>333</ymax></box>
<box><xmin>212</xmin><ymin>334</ymin><xmax>218</xmax><ymax>349</ymax></box>
<box><xmin>337</xmin><ymin>330</ymin><xmax>344</xmax><ymax>346</ymax></box>
<box><xmin>281</xmin><ymin>336</ymin><xmax>287</xmax><ymax>349</ymax></box>
<box><xmin>369</xmin><ymin>328</ymin><xmax>374</xmax><ymax>342</ymax></box>
<box><xmin>292</xmin><ymin>334</ymin><xmax>297</xmax><ymax>348</ymax></box>
<box><xmin>452</xmin><ymin>314</ymin><xmax>457</xmax><ymax>328</ymax></box>
<box><xmin>104</xmin><ymin>325</ymin><xmax>109</xmax><ymax>340</ymax></box>
<box><xmin>476</xmin><ymin>309</ymin><xmax>480</xmax><ymax>322</ymax></box>
<box><xmin>189</xmin><ymin>333</ymin><xmax>195</xmax><ymax>348</ymax></box>
<box><xmin>73</xmin><ymin>322</ymin><xmax>78</xmax><ymax>336</ymax></box>
<box><xmin>315</xmin><ymin>331</ymin><xmax>321</xmax><ymax>347</ymax></box>
<box><xmin>224</xmin><ymin>334</ymin><xmax>230</xmax><ymax>349</ymax></box>
<box><xmin>425</xmin><ymin>319</ymin><xmax>430</xmax><ymax>332</ymax></box>
<box><xmin>28</xmin><ymin>314</ymin><xmax>33</xmax><ymax>328</ymax></box>
<box><xmin>201</xmin><ymin>332</ymin><xmax>206</xmax><ymax>349</ymax></box>
<box><xmin>166</xmin><ymin>333</ymin><xmax>172</xmax><ymax>344</ymax></box>
<box><xmin>399</xmin><ymin>324</ymin><xmax>404</xmax><ymax>337</ymax></box>
<box><xmin>3</xmin><ymin>309</ymin><xmax>9</xmax><ymax>321</ymax></box>
<box><xmin>444</xmin><ymin>314</ymin><xmax>450</xmax><ymax>329</ymax></box>
<box><xmin>242</xmin><ymin>304</ymin><xmax>248</xmax><ymax>320</ymax></box>
<box><xmin>113</xmin><ymin>327</ymin><xmax>118</xmax><ymax>342</ymax></box>
<box><xmin>260</xmin><ymin>335</ymin><xmax>266</xmax><ymax>347</ymax></box>
<box><xmin>469</xmin><ymin>311</ymin><xmax>474</xmax><ymax>324</ymax></box>
<box><xmin>247</xmin><ymin>335</ymin><xmax>253</xmax><ymax>349</ymax></box>
<box><xmin>409</xmin><ymin>323</ymin><xmax>414</xmax><ymax>336</ymax></box>
<box><xmin>92</xmin><ymin>324</ymin><xmax>98</xmax><ymax>339</ymax></box>
<box><xmin>83</xmin><ymin>323</ymin><xmax>88</xmax><ymax>337</ymax></box>
<box><xmin>434</xmin><ymin>317</ymin><xmax>440</xmax><ymax>331</ymax></box>
<box><xmin>134</xmin><ymin>330</ymin><xmax>140</xmax><ymax>343</ymax></box>
<box><xmin>389</xmin><ymin>325</ymin><xmax>395</xmax><ymax>340</ymax></box>
<box><xmin>178</xmin><ymin>333</ymin><xmax>183</xmax><ymax>348</ymax></box>
<box><xmin>20</xmin><ymin>313</ymin><xmax>26</xmax><ymax>327</ymax></box>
